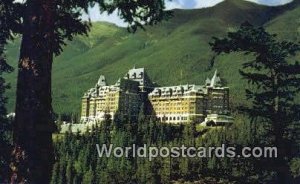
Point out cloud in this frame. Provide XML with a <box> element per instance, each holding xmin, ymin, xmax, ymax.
<box><xmin>82</xmin><ymin>4</ymin><xmax>127</xmax><ymax>27</ymax></box>
<box><xmin>165</xmin><ymin>0</ymin><xmax>224</xmax><ymax>9</ymax></box>
<box><xmin>245</xmin><ymin>0</ymin><xmax>293</xmax><ymax>5</ymax></box>
<box><xmin>165</xmin><ymin>0</ymin><xmax>185</xmax><ymax>10</ymax></box>
<box><xmin>194</xmin><ymin>0</ymin><xmax>224</xmax><ymax>8</ymax></box>
<box><xmin>13</xmin><ymin>0</ymin><xmax>25</xmax><ymax>3</ymax></box>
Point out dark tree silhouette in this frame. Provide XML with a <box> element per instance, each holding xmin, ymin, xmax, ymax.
<box><xmin>0</xmin><ymin>0</ymin><xmax>171</xmax><ymax>182</ymax></box>
<box><xmin>210</xmin><ymin>22</ymin><xmax>300</xmax><ymax>183</ymax></box>
<box><xmin>0</xmin><ymin>4</ymin><xmax>14</xmax><ymax>182</ymax></box>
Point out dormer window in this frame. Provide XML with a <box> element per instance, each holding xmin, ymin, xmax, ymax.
<box><xmin>132</xmin><ymin>73</ymin><xmax>136</xmax><ymax>79</ymax></box>
<box><xmin>158</xmin><ymin>89</ymin><xmax>161</xmax><ymax>96</ymax></box>
<box><xmin>139</xmin><ymin>72</ymin><xmax>144</xmax><ymax>78</ymax></box>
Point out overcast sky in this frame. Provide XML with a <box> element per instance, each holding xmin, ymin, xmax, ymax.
<box><xmin>82</xmin><ymin>0</ymin><xmax>293</xmax><ymax>27</ymax></box>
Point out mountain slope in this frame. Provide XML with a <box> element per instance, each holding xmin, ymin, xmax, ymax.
<box><xmin>4</xmin><ymin>0</ymin><xmax>300</xmax><ymax>114</ymax></box>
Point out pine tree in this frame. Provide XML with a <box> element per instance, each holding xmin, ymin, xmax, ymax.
<box><xmin>210</xmin><ymin>22</ymin><xmax>300</xmax><ymax>183</ymax></box>
<box><xmin>0</xmin><ymin>5</ymin><xmax>14</xmax><ymax>181</ymax></box>
<box><xmin>82</xmin><ymin>166</ymin><xmax>94</xmax><ymax>184</ymax></box>
<box><xmin>58</xmin><ymin>156</ymin><xmax>67</xmax><ymax>184</ymax></box>
<box><xmin>160</xmin><ymin>155</ymin><xmax>172</xmax><ymax>183</ymax></box>
<box><xmin>66</xmin><ymin>159</ymin><xmax>74</xmax><ymax>184</ymax></box>
<box><xmin>50</xmin><ymin>162</ymin><xmax>59</xmax><ymax>184</ymax></box>
<box><xmin>0</xmin><ymin>0</ymin><xmax>171</xmax><ymax>182</ymax></box>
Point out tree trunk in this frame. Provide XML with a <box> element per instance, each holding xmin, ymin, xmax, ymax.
<box><xmin>11</xmin><ymin>0</ymin><xmax>56</xmax><ymax>183</ymax></box>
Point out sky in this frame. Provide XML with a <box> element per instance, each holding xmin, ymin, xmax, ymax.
<box><xmin>83</xmin><ymin>0</ymin><xmax>293</xmax><ymax>27</ymax></box>
<box><xmin>14</xmin><ymin>0</ymin><xmax>293</xmax><ymax>26</ymax></box>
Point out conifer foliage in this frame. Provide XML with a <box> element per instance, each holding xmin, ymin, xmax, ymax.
<box><xmin>210</xmin><ymin>22</ymin><xmax>300</xmax><ymax>183</ymax></box>
<box><xmin>0</xmin><ymin>2</ymin><xmax>13</xmax><ymax>182</ymax></box>
<box><xmin>51</xmin><ymin>115</ymin><xmax>267</xmax><ymax>183</ymax></box>
<box><xmin>0</xmin><ymin>0</ymin><xmax>171</xmax><ymax>182</ymax></box>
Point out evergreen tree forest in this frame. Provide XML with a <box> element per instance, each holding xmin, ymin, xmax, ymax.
<box><xmin>51</xmin><ymin>114</ymin><xmax>284</xmax><ymax>184</ymax></box>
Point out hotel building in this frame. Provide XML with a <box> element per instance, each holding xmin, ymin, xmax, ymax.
<box><xmin>80</xmin><ymin>67</ymin><xmax>232</xmax><ymax>125</ymax></box>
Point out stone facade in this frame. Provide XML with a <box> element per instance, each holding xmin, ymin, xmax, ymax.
<box><xmin>81</xmin><ymin>67</ymin><xmax>151</xmax><ymax>123</ymax></box>
<box><xmin>80</xmin><ymin>67</ymin><xmax>232</xmax><ymax>125</ymax></box>
<box><xmin>149</xmin><ymin>70</ymin><xmax>230</xmax><ymax>124</ymax></box>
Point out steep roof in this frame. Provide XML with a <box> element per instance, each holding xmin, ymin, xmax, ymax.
<box><xmin>149</xmin><ymin>84</ymin><xmax>205</xmax><ymax>97</ymax></box>
<box><xmin>210</xmin><ymin>70</ymin><xmax>221</xmax><ymax>87</ymax></box>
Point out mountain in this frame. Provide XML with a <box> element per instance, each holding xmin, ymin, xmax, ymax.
<box><xmin>4</xmin><ymin>0</ymin><xmax>300</xmax><ymax>114</ymax></box>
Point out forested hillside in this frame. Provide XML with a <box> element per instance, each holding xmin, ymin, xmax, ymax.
<box><xmin>4</xmin><ymin>0</ymin><xmax>300</xmax><ymax>114</ymax></box>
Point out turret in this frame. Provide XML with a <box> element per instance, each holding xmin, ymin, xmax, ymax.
<box><xmin>96</xmin><ymin>75</ymin><xmax>107</xmax><ymax>87</ymax></box>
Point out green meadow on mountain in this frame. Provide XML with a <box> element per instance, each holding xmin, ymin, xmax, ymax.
<box><xmin>4</xmin><ymin>0</ymin><xmax>300</xmax><ymax>115</ymax></box>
